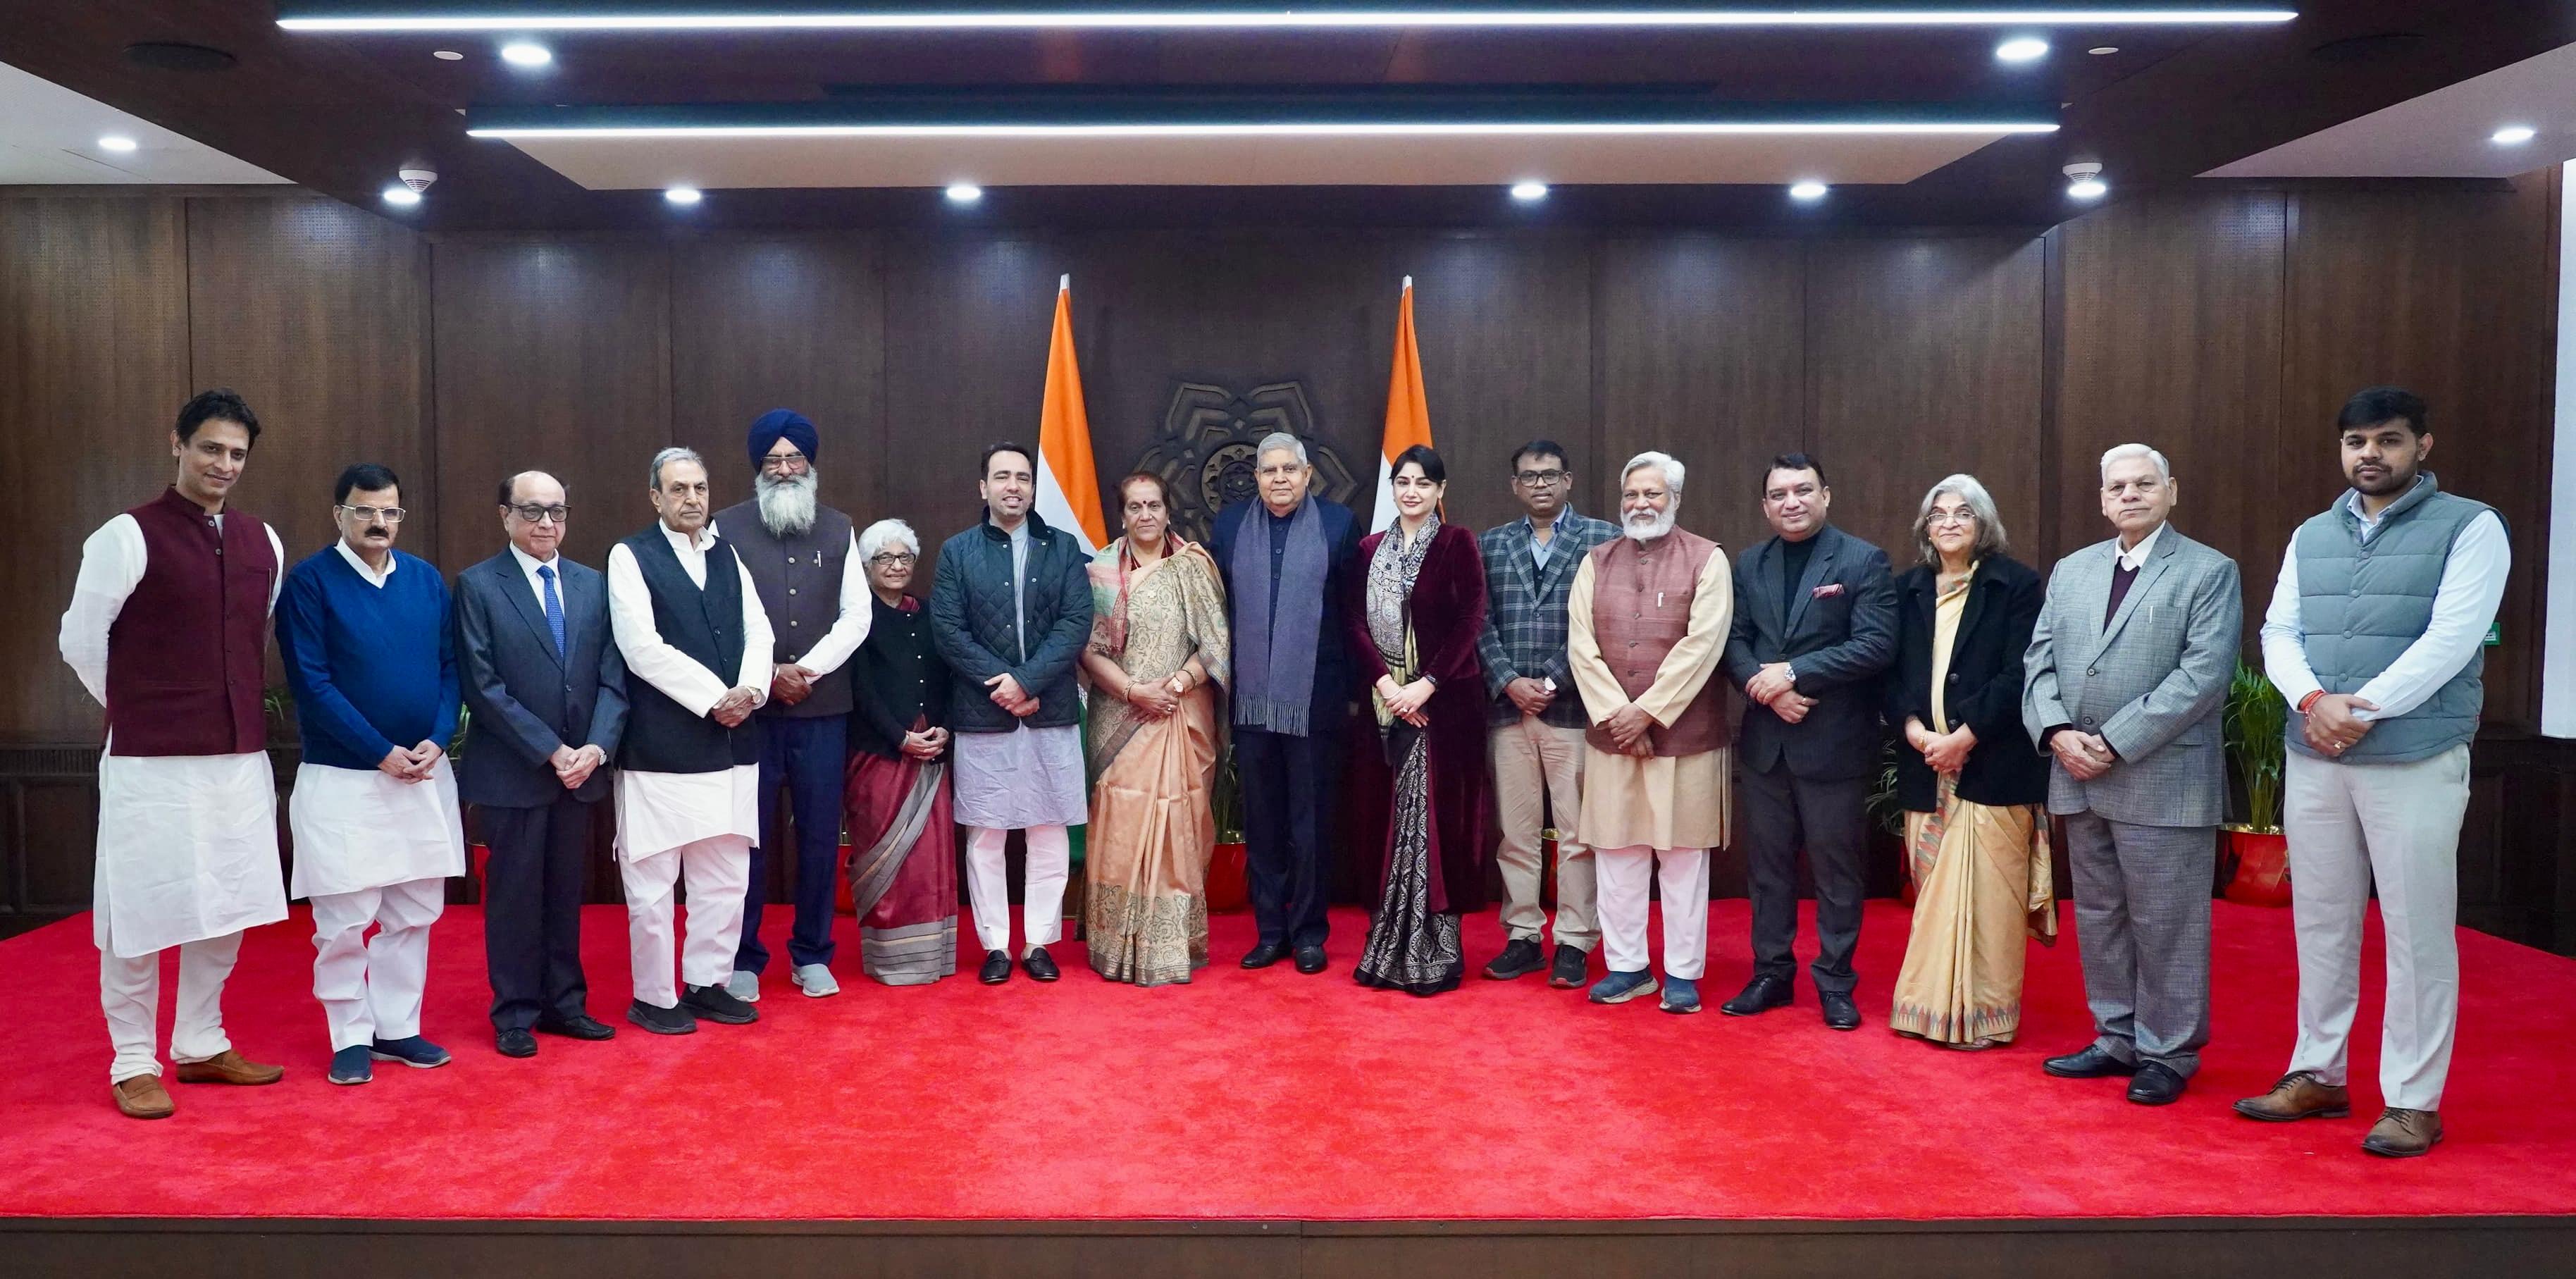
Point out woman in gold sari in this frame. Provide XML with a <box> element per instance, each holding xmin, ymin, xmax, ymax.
<box><xmin>1885</xmin><ymin>474</ymin><xmax>2057</xmax><ymax>1049</ymax></box>
<box><xmin>1079</xmin><ymin>472</ymin><xmax>1231</xmax><ymax>985</ymax></box>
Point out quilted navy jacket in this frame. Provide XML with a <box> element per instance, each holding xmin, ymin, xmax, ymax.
<box><xmin>927</xmin><ymin>507</ymin><xmax>1094</xmax><ymax>733</ymax></box>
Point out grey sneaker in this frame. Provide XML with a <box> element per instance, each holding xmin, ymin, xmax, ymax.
<box><xmin>792</xmin><ymin>963</ymin><xmax>841</xmax><ymax>998</ymax></box>
<box><xmin>724</xmin><ymin>969</ymin><xmax>760</xmax><ymax>1003</ymax></box>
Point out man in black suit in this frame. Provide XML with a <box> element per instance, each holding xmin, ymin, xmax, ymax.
<box><xmin>454</xmin><ymin>470</ymin><xmax>628</xmax><ymax>1058</ymax></box>
<box><xmin>1719</xmin><ymin>452</ymin><xmax>1897</xmax><ymax>1030</ymax></box>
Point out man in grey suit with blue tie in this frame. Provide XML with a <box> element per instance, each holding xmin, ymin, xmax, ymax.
<box><xmin>2024</xmin><ymin>443</ymin><xmax>2241</xmax><ymax>1106</ymax></box>
<box><xmin>455</xmin><ymin>470</ymin><xmax>628</xmax><ymax>1059</ymax></box>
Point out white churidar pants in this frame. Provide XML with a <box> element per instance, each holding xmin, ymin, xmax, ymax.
<box><xmin>309</xmin><ymin>876</ymin><xmax>447</xmax><ymax>1051</ymax></box>
<box><xmin>1594</xmin><ymin>845</ymin><xmax>1709</xmax><ymax>980</ymax></box>
<box><xmin>620</xmin><ymin>834</ymin><xmax>753</xmax><ymax>1008</ymax></box>
<box><xmin>965</xmin><ymin>824</ymin><xmax>1069</xmax><ymax>954</ymax></box>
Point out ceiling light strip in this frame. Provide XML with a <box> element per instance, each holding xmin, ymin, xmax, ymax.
<box><xmin>472</xmin><ymin>121</ymin><xmax>2058</xmax><ymax>137</ymax></box>
<box><xmin>283</xmin><ymin>8</ymin><xmax>2298</xmax><ymax>32</ymax></box>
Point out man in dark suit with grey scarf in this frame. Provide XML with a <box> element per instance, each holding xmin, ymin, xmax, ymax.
<box><xmin>1720</xmin><ymin>452</ymin><xmax>1898</xmax><ymax>1030</ymax></box>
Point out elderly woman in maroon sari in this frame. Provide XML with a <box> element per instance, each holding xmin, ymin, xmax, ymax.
<box><xmin>841</xmin><ymin>519</ymin><xmax>960</xmax><ymax>985</ymax></box>
<box><xmin>1347</xmin><ymin>445</ymin><xmax>1492</xmax><ymax>996</ymax></box>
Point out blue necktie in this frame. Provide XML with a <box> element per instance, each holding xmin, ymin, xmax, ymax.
<box><xmin>538</xmin><ymin>564</ymin><xmax>568</xmax><ymax>657</ymax></box>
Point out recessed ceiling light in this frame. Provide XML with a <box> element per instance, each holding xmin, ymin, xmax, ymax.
<box><xmin>2088</xmin><ymin>45</ymin><xmax>2119</xmax><ymax>54</ymax></box>
<box><xmin>433</xmin><ymin>49</ymin><xmax>464</xmax><ymax>59</ymax></box>
<box><xmin>1510</xmin><ymin>180</ymin><xmax>1549</xmax><ymax>201</ymax></box>
<box><xmin>97</xmin><ymin>135</ymin><xmax>140</xmax><ymax>152</ymax></box>
<box><xmin>279</xmin><ymin>7</ymin><xmax>2303</xmax><ymax>32</ymax></box>
<box><xmin>382</xmin><ymin>185</ymin><xmax>423</xmax><ymax>206</ymax></box>
<box><xmin>2068</xmin><ymin>176</ymin><xmax>2107</xmax><ymax>199</ymax></box>
<box><xmin>2491</xmin><ymin>125</ymin><xmax>2537</xmax><ymax>146</ymax></box>
<box><xmin>944</xmin><ymin>182</ymin><xmax>984</xmax><ymax>202</ymax></box>
<box><xmin>663</xmin><ymin>185</ymin><xmax>702</xmax><ymax>205</ymax></box>
<box><xmin>499</xmin><ymin>41</ymin><xmax>552</xmax><ymax>66</ymax></box>
<box><xmin>1789</xmin><ymin>180</ymin><xmax>1829</xmax><ymax>201</ymax></box>
<box><xmin>1995</xmin><ymin>37</ymin><xmax>2049</xmax><ymax>63</ymax></box>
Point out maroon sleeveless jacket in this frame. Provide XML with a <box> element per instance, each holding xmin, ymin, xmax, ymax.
<box><xmin>1583</xmin><ymin>529</ymin><xmax>1726</xmax><ymax>758</ymax></box>
<box><xmin>105</xmin><ymin>488</ymin><xmax>276</xmax><ymax>757</ymax></box>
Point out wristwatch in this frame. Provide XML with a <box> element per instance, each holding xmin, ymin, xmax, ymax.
<box><xmin>1541</xmin><ymin>676</ymin><xmax>1558</xmax><ymax>695</ymax></box>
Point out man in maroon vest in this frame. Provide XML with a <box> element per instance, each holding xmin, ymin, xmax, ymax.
<box><xmin>58</xmin><ymin>389</ymin><xmax>291</xmax><ymax>1119</ymax></box>
<box><xmin>1565</xmin><ymin>450</ymin><xmax>1735</xmax><ymax>1015</ymax></box>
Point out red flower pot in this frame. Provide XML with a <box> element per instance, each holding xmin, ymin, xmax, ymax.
<box><xmin>1207</xmin><ymin>841</ymin><xmax>1250</xmax><ymax>913</ymax></box>
<box><xmin>834</xmin><ymin>841</ymin><xmax>857</xmax><ymax>915</ymax></box>
<box><xmin>2222</xmin><ymin>827</ymin><xmax>2292</xmax><ymax>907</ymax></box>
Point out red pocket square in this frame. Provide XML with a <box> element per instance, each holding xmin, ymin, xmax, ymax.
<box><xmin>1810</xmin><ymin>582</ymin><xmax>1845</xmax><ymax>599</ymax></box>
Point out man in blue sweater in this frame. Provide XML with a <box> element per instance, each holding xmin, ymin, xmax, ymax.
<box><xmin>275</xmin><ymin>463</ymin><xmax>466</xmax><ymax>1086</ymax></box>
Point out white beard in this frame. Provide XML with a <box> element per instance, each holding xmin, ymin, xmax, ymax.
<box><xmin>757</xmin><ymin>469</ymin><xmax>818</xmax><ymax>538</ymax></box>
<box><xmin>1623</xmin><ymin>506</ymin><xmax>1676</xmax><ymax>545</ymax></box>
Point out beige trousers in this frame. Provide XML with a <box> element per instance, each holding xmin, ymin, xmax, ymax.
<box><xmin>1490</xmin><ymin>717</ymin><xmax>1598</xmax><ymax>950</ymax></box>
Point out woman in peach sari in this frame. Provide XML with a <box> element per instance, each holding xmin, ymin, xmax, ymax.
<box><xmin>1080</xmin><ymin>472</ymin><xmax>1231</xmax><ymax>986</ymax></box>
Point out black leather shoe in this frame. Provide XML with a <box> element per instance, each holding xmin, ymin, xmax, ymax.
<box><xmin>1483</xmin><ymin>938</ymin><xmax>1546</xmax><ymax>980</ymax></box>
<box><xmin>979</xmin><ymin>949</ymin><xmax>1013</xmax><ymax>984</ymax></box>
<box><xmin>2042</xmin><ymin>1044</ymin><xmax>2139</xmax><ymax>1079</ymax></box>
<box><xmin>1022</xmin><ymin>947</ymin><xmax>1060</xmax><ymax>982</ymax></box>
<box><xmin>1721</xmin><ymin>974</ymin><xmax>1792</xmax><ymax>1017</ymax></box>
<box><xmin>626</xmin><ymin>999</ymin><xmax>697</xmax><ymax>1036</ymax></box>
<box><xmin>1294</xmin><ymin>946</ymin><xmax>1328</xmax><ymax>974</ymax></box>
<box><xmin>495</xmin><ymin>1028</ymin><xmax>538</xmax><ymax>1058</ymax></box>
<box><xmin>1241</xmin><ymin>941</ymin><xmax>1289</xmax><ymax>970</ymax></box>
<box><xmin>1547</xmin><ymin>944</ymin><xmax>1590</xmax><ymax>989</ymax></box>
<box><xmin>2128</xmin><ymin>1062</ymin><xmax>2188</xmax><ymax>1106</ymax></box>
<box><xmin>681</xmin><ymin>983</ymin><xmax>760</xmax><ymax>1025</ymax></box>
<box><xmin>535</xmin><ymin>1013</ymin><xmax>615</xmax><ymax>1042</ymax></box>
<box><xmin>1819</xmin><ymin>989</ymin><xmax>1861</xmax><ymax>1031</ymax></box>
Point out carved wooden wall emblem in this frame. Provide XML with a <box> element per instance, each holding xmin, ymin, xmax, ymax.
<box><xmin>1131</xmin><ymin>381</ymin><xmax>1361</xmax><ymax>546</ymax></box>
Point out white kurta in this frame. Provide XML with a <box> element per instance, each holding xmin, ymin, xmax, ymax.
<box><xmin>61</xmin><ymin>512</ymin><xmax>291</xmax><ymax>958</ymax></box>
<box><xmin>285</xmin><ymin>545</ymin><xmax>469</xmax><ymax>898</ymax></box>
<box><xmin>607</xmin><ymin>523</ymin><xmax>772</xmax><ymax>860</ymax></box>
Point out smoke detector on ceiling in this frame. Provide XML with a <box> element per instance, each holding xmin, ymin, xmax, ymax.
<box><xmin>397</xmin><ymin>168</ymin><xmax>438</xmax><ymax>192</ymax></box>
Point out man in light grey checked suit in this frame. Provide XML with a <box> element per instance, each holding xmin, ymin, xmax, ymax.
<box><xmin>1475</xmin><ymin>438</ymin><xmax>1618</xmax><ymax>988</ymax></box>
<box><xmin>2024</xmin><ymin>442</ymin><xmax>2241</xmax><ymax>1107</ymax></box>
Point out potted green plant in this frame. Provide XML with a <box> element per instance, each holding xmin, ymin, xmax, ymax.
<box><xmin>1207</xmin><ymin>741</ymin><xmax>1249</xmax><ymax>912</ymax></box>
<box><xmin>2220</xmin><ymin>659</ymin><xmax>2291</xmax><ymax>906</ymax></box>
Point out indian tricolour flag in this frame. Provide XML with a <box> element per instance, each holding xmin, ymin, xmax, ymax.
<box><xmin>1032</xmin><ymin>274</ymin><xmax>1108</xmax><ymax>555</ymax></box>
<box><xmin>1371</xmin><ymin>275</ymin><xmax>1434</xmax><ymax>533</ymax></box>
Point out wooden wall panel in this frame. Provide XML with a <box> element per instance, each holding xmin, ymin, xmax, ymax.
<box><xmin>0</xmin><ymin>196</ymin><xmax>193</xmax><ymax>743</ymax></box>
<box><xmin>186</xmin><ymin>196</ymin><xmax>434</xmax><ymax>573</ymax></box>
<box><xmin>1592</xmin><ymin>237</ymin><xmax>1805</xmax><ymax>555</ymax></box>
<box><xmin>1397</xmin><ymin>233</ymin><xmax>1595</xmax><ymax>536</ymax></box>
<box><xmin>879</xmin><ymin>235</ymin><xmax>1060</xmax><ymax>572</ymax></box>
<box><xmin>2052</xmin><ymin>190</ymin><xmax>2287</xmax><ymax>631</ymax></box>
<box><xmin>1805</xmin><ymin>237</ymin><xmax>2047</xmax><ymax>569</ymax></box>
<box><xmin>429</xmin><ymin>238</ymin><xmax>672</xmax><ymax>574</ymax></box>
<box><xmin>671</xmin><ymin>235</ymin><xmax>888</xmax><ymax>523</ymax></box>
<box><xmin>2281</xmin><ymin>173</ymin><xmax>2560</xmax><ymax>729</ymax></box>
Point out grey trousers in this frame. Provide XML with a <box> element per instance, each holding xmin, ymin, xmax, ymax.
<box><xmin>2064</xmin><ymin>812</ymin><xmax>2215</xmax><ymax>1076</ymax></box>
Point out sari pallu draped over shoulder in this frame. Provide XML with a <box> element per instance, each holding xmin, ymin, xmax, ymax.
<box><xmin>1084</xmin><ymin>537</ymin><xmax>1232</xmax><ymax>985</ymax></box>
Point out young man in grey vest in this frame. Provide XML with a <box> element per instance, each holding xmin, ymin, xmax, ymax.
<box><xmin>712</xmin><ymin>411</ymin><xmax>869</xmax><ymax>1002</ymax></box>
<box><xmin>2236</xmin><ymin>388</ymin><xmax>2509</xmax><ymax>1158</ymax></box>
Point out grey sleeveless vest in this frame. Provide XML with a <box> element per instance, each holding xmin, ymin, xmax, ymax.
<box><xmin>2288</xmin><ymin>473</ymin><xmax>2497</xmax><ymax>764</ymax></box>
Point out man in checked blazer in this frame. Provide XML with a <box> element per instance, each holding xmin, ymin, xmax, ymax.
<box><xmin>2024</xmin><ymin>443</ymin><xmax>2241</xmax><ymax>1106</ymax></box>
<box><xmin>455</xmin><ymin>470</ymin><xmax>630</xmax><ymax>1060</ymax></box>
<box><xmin>1474</xmin><ymin>439</ymin><xmax>1618</xmax><ymax>988</ymax></box>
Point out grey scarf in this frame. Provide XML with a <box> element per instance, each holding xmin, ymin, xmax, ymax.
<box><xmin>1230</xmin><ymin>498</ymin><xmax>1327</xmax><ymax>736</ymax></box>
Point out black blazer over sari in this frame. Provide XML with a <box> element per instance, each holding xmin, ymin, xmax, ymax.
<box><xmin>1885</xmin><ymin>553</ymin><xmax>2048</xmax><ymax>812</ymax></box>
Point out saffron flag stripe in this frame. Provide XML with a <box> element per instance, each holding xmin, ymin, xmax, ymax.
<box><xmin>1373</xmin><ymin>276</ymin><xmax>1434</xmax><ymax>533</ymax></box>
<box><xmin>1036</xmin><ymin>274</ymin><xmax>1108</xmax><ymax>555</ymax></box>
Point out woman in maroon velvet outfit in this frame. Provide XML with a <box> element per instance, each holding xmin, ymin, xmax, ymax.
<box><xmin>1346</xmin><ymin>445</ymin><xmax>1492</xmax><ymax>996</ymax></box>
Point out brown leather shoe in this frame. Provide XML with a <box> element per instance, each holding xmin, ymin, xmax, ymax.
<box><xmin>112</xmin><ymin>1075</ymin><xmax>175</xmax><ymax>1120</ymax></box>
<box><xmin>2363</xmin><ymin>1107</ymin><xmax>2444</xmax><ymax>1158</ymax></box>
<box><xmin>171</xmin><ymin>1049</ymin><xmax>284</xmax><ymax>1086</ymax></box>
<box><xmin>2233</xmin><ymin>1070</ymin><xmax>2351</xmax><ymax>1122</ymax></box>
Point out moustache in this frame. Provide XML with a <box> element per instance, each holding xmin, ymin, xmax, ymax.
<box><xmin>364</xmin><ymin>526</ymin><xmax>390</xmax><ymax>538</ymax></box>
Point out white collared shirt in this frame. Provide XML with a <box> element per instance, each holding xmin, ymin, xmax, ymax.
<box><xmin>507</xmin><ymin>543</ymin><xmax>566</xmax><ymax>615</ymax></box>
<box><xmin>333</xmin><ymin>538</ymin><xmax>397</xmax><ymax>588</ymax></box>
<box><xmin>2113</xmin><ymin>519</ymin><xmax>2167</xmax><ymax>573</ymax></box>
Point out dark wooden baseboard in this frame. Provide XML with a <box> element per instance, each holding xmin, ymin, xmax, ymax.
<box><xmin>3</xmin><ymin>1214</ymin><xmax>2569</xmax><ymax>1277</ymax></box>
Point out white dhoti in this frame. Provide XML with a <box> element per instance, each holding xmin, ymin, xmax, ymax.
<box><xmin>290</xmin><ymin>760</ymin><xmax>466</xmax><ymax>1051</ymax></box>
<box><xmin>92</xmin><ymin>747</ymin><xmax>289</xmax><ymax>1083</ymax></box>
<box><xmin>617</xmin><ymin>765</ymin><xmax>760</xmax><ymax>1008</ymax></box>
<box><xmin>1595</xmin><ymin>845</ymin><xmax>1711</xmax><ymax>980</ymax></box>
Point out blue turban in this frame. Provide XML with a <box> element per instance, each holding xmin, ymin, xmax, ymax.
<box><xmin>747</xmin><ymin>409</ymin><xmax>819</xmax><ymax>469</ymax></box>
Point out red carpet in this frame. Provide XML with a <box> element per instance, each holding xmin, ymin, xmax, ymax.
<box><xmin>5</xmin><ymin>898</ymin><xmax>2575</xmax><ymax>1221</ymax></box>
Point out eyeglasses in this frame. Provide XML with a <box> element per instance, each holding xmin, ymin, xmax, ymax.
<box><xmin>869</xmin><ymin>552</ymin><xmax>916</xmax><ymax>567</ymax></box>
<box><xmin>338</xmin><ymin>505</ymin><xmax>407</xmax><ymax>523</ymax></box>
<box><xmin>1926</xmin><ymin>508</ymin><xmax>1977</xmax><ymax>528</ymax></box>
<box><xmin>509</xmin><ymin>504</ymin><xmax>571</xmax><ymax>524</ymax></box>
<box><xmin>760</xmin><ymin>452</ymin><xmax>809</xmax><ymax>472</ymax></box>
<box><xmin>1513</xmin><ymin>470</ymin><xmax>1567</xmax><ymax>488</ymax></box>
